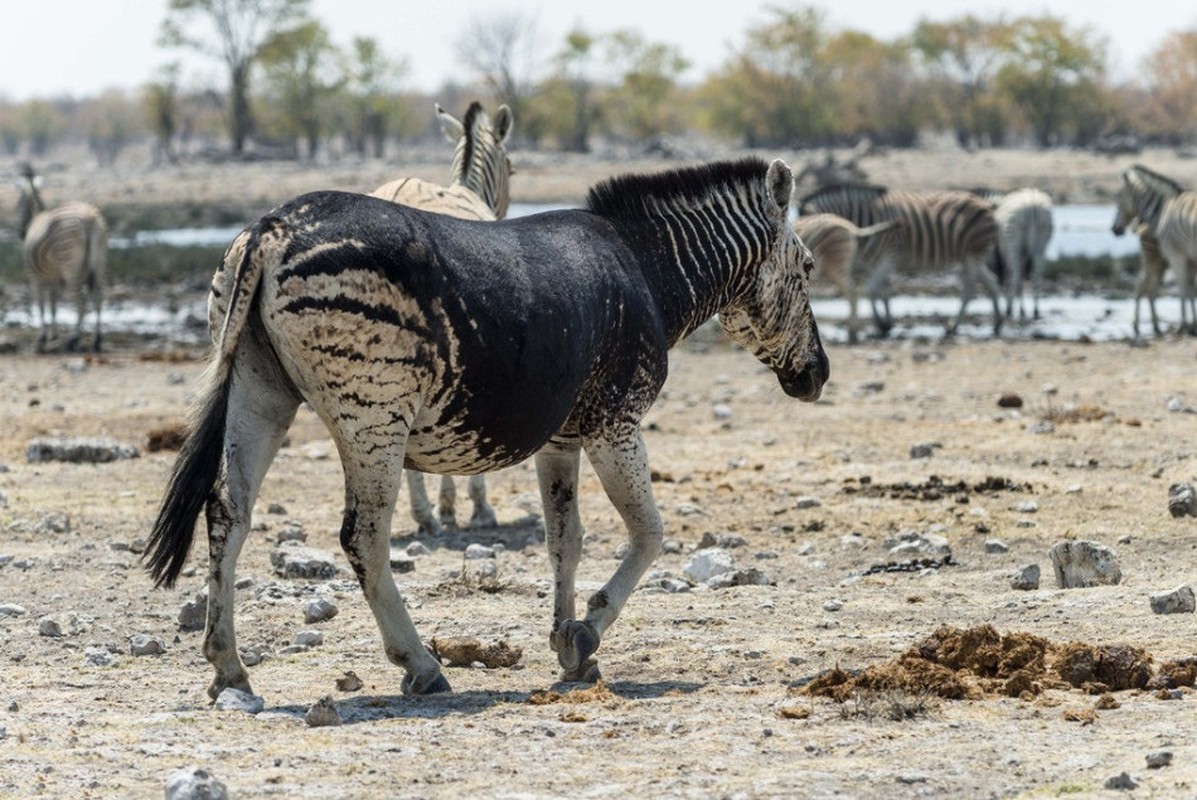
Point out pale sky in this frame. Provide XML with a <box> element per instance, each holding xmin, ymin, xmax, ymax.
<box><xmin>2</xmin><ymin>1</ymin><xmax>1193</xmax><ymax>101</ymax></box>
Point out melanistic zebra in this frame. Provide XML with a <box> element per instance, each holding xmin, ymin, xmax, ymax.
<box><xmin>145</xmin><ymin>158</ymin><xmax>829</xmax><ymax>699</ymax></box>
<box><xmin>15</xmin><ymin>164</ymin><xmax>108</xmax><ymax>352</ymax></box>
<box><xmin>792</xmin><ymin>213</ymin><xmax>898</xmax><ymax>343</ymax></box>
<box><xmin>371</xmin><ymin>102</ymin><xmax>514</xmax><ymax>536</ymax></box>
<box><xmin>988</xmin><ymin>188</ymin><xmax>1054</xmax><ymax>322</ymax></box>
<box><xmin>799</xmin><ymin>184</ymin><xmax>1001</xmax><ymax>336</ymax></box>
<box><xmin>1111</xmin><ymin>164</ymin><xmax>1197</xmax><ymax>333</ymax></box>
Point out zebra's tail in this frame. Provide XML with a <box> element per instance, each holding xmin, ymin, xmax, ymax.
<box><xmin>85</xmin><ymin>214</ymin><xmax>107</xmax><ymax>292</ymax></box>
<box><xmin>854</xmin><ymin>220</ymin><xmax>900</xmax><ymax>239</ymax></box>
<box><xmin>144</xmin><ymin>218</ymin><xmax>277</xmax><ymax>588</ymax></box>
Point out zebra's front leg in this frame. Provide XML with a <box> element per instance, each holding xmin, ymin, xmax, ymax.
<box><xmin>437</xmin><ymin>475</ymin><xmax>459</xmax><ymax>529</ymax></box>
<box><xmin>535</xmin><ymin>439</ymin><xmax>591</xmax><ymax>680</ymax></box>
<box><xmin>405</xmin><ymin>469</ymin><xmax>443</xmax><ymax>535</ymax></box>
<box><xmin>466</xmin><ymin>474</ymin><xmax>497</xmax><ymax>528</ymax></box>
<box><xmin>343</xmin><ymin>456</ymin><xmax>447</xmax><ymax>695</ymax></box>
<box><xmin>562</xmin><ymin>431</ymin><xmax>663</xmax><ymax>683</ymax></box>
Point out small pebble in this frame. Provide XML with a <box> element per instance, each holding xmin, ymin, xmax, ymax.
<box><xmin>294</xmin><ymin>630</ymin><xmax>324</xmax><ymax>647</ymax></box>
<box><xmin>165</xmin><ymin>766</ymin><xmax>229</xmax><ymax>800</ymax></box>
<box><xmin>464</xmin><ymin>543</ymin><xmax>495</xmax><ymax>560</ymax></box>
<box><xmin>984</xmin><ymin>539</ymin><xmax>1008</xmax><ymax>554</ymax></box>
<box><xmin>38</xmin><ymin>617</ymin><xmax>62</xmax><ymax>637</ymax></box>
<box><xmin>130</xmin><ymin>634</ymin><xmax>166</xmax><ymax>656</ymax></box>
<box><xmin>214</xmin><ymin>688</ymin><xmax>264</xmax><ymax>714</ymax></box>
<box><xmin>335</xmin><ymin>671</ymin><xmax>364</xmax><ymax>692</ymax></box>
<box><xmin>1145</xmin><ymin>751</ymin><xmax>1173</xmax><ymax>769</ymax></box>
<box><xmin>1149</xmin><ymin>585</ymin><xmax>1195</xmax><ymax>615</ymax></box>
<box><xmin>1010</xmin><ymin>564</ymin><xmax>1040</xmax><ymax>591</ymax></box>
<box><xmin>1104</xmin><ymin>772</ymin><xmax>1138</xmax><ymax>791</ymax></box>
<box><xmin>303</xmin><ymin>598</ymin><xmax>339</xmax><ymax>624</ymax></box>
<box><xmin>822</xmin><ymin>599</ymin><xmax>843</xmax><ymax>612</ymax></box>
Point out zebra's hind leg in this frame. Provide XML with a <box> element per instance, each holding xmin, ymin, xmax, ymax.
<box><xmin>406</xmin><ymin>470</ymin><xmax>443</xmax><ymax>535</ymax></box>
<box><xmin>559</xmin><ymin>430</ymin><xmax>664</xmax><ymax>684</ymax></box>
<box><xmin>535</xmin><ymin>438</ymin><xmax>591</xmax><ymax>681</ymax></box>
<box><xmin>466</xmin><ymin>475</ymin><xmax>497</xmax><ymax>528</ymax></box>
<box><xmin>341</xmin><ymin>440</ymin><xmax>448</xmax><ymax>695</ymax></box>
<box><xmin>204</xmin><ymin>348</ymin><xmax>299</xmax><ymax>700</ymax></box>
<box><xmin>437</xmin><ymin>475</ymin><xmax>458</xmax><ymax>529</ymax></box>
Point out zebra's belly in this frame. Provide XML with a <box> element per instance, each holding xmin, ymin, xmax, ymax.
<box><xmin>402</xmin><ymin>420</ymin><xmax>544</xmax><ymax>475</ymax></box>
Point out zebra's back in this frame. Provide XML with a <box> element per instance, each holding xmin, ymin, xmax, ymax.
<box><xmin>24</xmin><ymin>201</ymin><xmax>107</xmax><ymax>286</ymax></box>
<box><xmin>370</xmin><ymin>178</ymin><xmax>496</xmax><ymax>222</ymax></box>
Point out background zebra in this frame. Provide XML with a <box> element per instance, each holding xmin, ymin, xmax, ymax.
<box><xmin>16</xmin><ymin>163</ymin><xmax>108</xmax><ymax>352</ymax></box>
<box><xmin>799</xmin><ymin>184</ymin><xmax>1001</xmax><ymax>337</ymax></box>
<box><xmin>792</xmin><ymin>213</ymin><xmax>897</xmax><ymax>343</ymax></box>
<box><xmin>987</xmin><ymin>188</ymin><xmax>1054</xmax><ymax>322</ymax></box>
<box><xmin>370</xmin><ymin>102</ymin><xmax>514</xmax><ymax>535</ymax></box>
<box><xmin>1111</xmin><ymin>164</ymin><xmax>1197</xmax><ymax>333</ymax></box>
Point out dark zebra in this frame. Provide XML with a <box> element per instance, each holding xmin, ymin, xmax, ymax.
<box><xmin>799</xmin><ymin>184</ymin><xmax>1001</xmax><ymax>336</ymax></box>
<box><xmin>1111</xmin><ymin>164</ymin><xmax>1197</xmax><ymax>333</ymax></box>
<box><xmin>145</xmin><ymin>158</ymin><xmax>829</xmax><ymax>699</ymax></box>
<box><xmin>16</xmin><ymin>164</ymin><xmax>108</xmax><ymax>352</ymax></box>
<box><xmin>371</xmin><ymin>102</ymin><xmax>514</xmax><ymax>535</ymax></box>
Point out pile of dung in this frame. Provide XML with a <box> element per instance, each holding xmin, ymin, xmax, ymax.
<box><xmin>802</xmin><ymin>625</ymin><xmax>1195</xmax><ymax>702</ymax></box>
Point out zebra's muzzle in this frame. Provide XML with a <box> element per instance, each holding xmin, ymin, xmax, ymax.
<box><xmin>778</xmin><ymin>344</ymin><xmax>830</xmax><ymax>402</ymax></box>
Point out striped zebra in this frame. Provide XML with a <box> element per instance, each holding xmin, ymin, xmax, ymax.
<box><xmin>1111</xmin><ymin>164</ymin><xmax>1197</xmax><ymax>333</ymax></box>
<box><xmin>145</xmin><ymin>158</ymin><xmax>828</xmax><ymax>698</ymax></box>
<box><xmin>16</xmin><ymin>164</ymin><xmax>108</xmax><ymax>352</ymax></box>
<box><xmin>792</xmin><ymin>213</ymin><xmax>898</xmax><ymax>343</ymax></box>
<box><xmin>1129</xmin><ymin>222</ymin><xmax>1196</xmax><ymax>337</ymax></box>
<box><xmin>371</xmin><ymin>101</ymin><xmax>513</xmax><ymax>536</ymax></box>
<box><xmin>988</xmin><ymin>188</ymin><xmax>1054</xmax><ymax>322</ymax></box>
<box><xmin>799</xmin><ymin>184</ymin><xmax>1001</xmax><ymax>336</ymax></box>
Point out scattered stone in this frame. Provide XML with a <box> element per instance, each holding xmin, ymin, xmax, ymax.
<box><xmin>909</xmin><ymin>443</ymin><xmax>938</xmax><ymax>459</ymax></box>
<box><xmin>178</xmin><ymin>595</ymin><xmax>206</xmax><ymax>632</ymax></box>
<box><xmin>466</xmin><ymin>559</ymin><xmax>498</xmax><ymax>580</ymax></box>
<box><xmin>130</xmin><ymin>634</ymin><xmax>166</xmax><ymax>656</ymax></box>
<box><xmin>33</xmin><ymin>513</ymin><xmax>71</xmax><ymax>534</ymax></box>
<box><xmin>886</xmin><ymin>531</ymin><xmax>951</xmax><ymax>559</ymax></box>
<box><xmin>1015</xmin><ymin>500</ymin><xmax>1039</xmax><ymax>514</ymax></box>
<box><xmin>643</xmin><ymin>576</ymin><xmax>692</xmax><ymax>593</ymax></box>
<box><xmin>294</xmin><ymin>630</ymin><xmax>324</xmax><ymax>647</ymax></box>
<box><xmin>1104</xmin><ymin>772</ymin><xmax>1138</xmax><ymax>791</ymax></box>
<box><xmin>84</xmin><ymin>647</ymin><xmax>116</xmax><ymax>667</ymax></box>
<box><xmin>213</xmin><ymin>687</ymin><xmax>264</xmax><ymax>714</ymax></box>
<box><xmin>464</xmin><ymin>543</ymin><xmax>495</xmax><ymax>560</ymax></box>
<box><xmin>1028</xmin><ymin>420</ymin><xmax>1055</xmax><ymax>435</ymax></box>
<box><xmin>823</xmin><ymin>599</ymin><xmax>843</xmax><ymax>612</ymax></box>
<box><xmin>1050</xmin><ymin>541</ymin><xmax>1122</xmax><ymax>588</ymax></box>
<box><xmin>271</xmin><ymin>542</ymin><xmax>338</xmax><ymax>580</ymax></box>
<box><xmin>275</xmin><ymin>525</ymin><xmax>307</xmax><ymax>544</ymax></box>
<box><xmin>305</xmin><ymin>695</ymin><xmax>342</xmax><ymax>727</ymax></box>
<box><xmin>1010</xmin><ymin>564</ymin><xmax>1041</xmax><ymax>591</ymax></box>
<box><xmin>336</xmin><ymin>670</ymin><xmax>364</xmax><ymax>692</ymax></box>
<box><xmin>0</xmin><ymin>603</ymin><xmax>27</xmax><ymax>618</ymax></box>
<box><xmin>430</xmin><ymin>636</ymin><xmax>523</xmax><ymax>668</ymax></box>
<box><xmin>1149</xmin><ymin>585</ymin><xmax>1196</xmax><ymax>615</ymax></box>
<box><xmin>712</xmin><ymin>403</ymin><xmax>733</xmax><ymax>420</ymax></box>
<box><xmin>303</xmin><ymin>598</ymin><xmax>338</xmax><ymax>624</ymax></box>
<box><xmin>405</xmin><ymin>541</ymin><xmax>431</xmax><ymax>557</ymax></box>
<box><xmin>266</xmin><ymin>502</ymin><xmax>287</xmax><ymax>515</ymax></box>
<box><xmin>1167</xmin><ymin>483</ymin><xmax>1197</xmax><ymax>518</ymax></box>
<box><xmin>683</xmin><ymin>547</ymin><xmax>736</xmax><ymax>583</ymax></box>
<box><xmin>240</xmin><ymin>644</ymin><xmax>270</xmax><ymax>667</ymax></box>
<box><xmin>300</xmin><ymin>441</ymin><xmax>331</xmax><ymax>460</ymax></box>
<box><xmin>165</xmin><ymin>766</ymin><xmax>229</xmax><ymax>800</ymax></box>
<box><xmin>38</xmin><ymin>617</ymin><xmax>62</xmax><ymax>637</ymax></box>
<box><xmin>708</xmin><ymin>568</ymin><xmax>773</xmax><ymax>589</ymax></box>
<box><xmin>389</xmin><ymin>551</ymin><xmax>416</xmax><ymax>572</ymax></box>
<box><xmin>697</xmin><ymin>532</ymin><xmax>748</xmax><ymax>550</ymax></box>
<box><xmin>1166</xmin><ymin>396</ymin><xmax>1197</xmax><ymax>414</ymax></box>
<box><xmin>861</xmin><ymin>556</ymin><xmax>952</xmax><ymax>576</ymax></box>
<box><xmin>855</xmin><ymin>380</ymin><xmax>885</xmax><ymax>395</ymax></box>
<box><xmin>675</xmin><ymin>502</ymin><xmax>706</xmax><ymax>517</ymax></box>
<box><xmin>984</xmin><ymin>539</ymin><xmax>1009</xmax><ymax>554</ymax></box>
<box><xmin>1146</xmin><ymin>751</ymin><xmax>1173</xmax><ymax>769</ymax></box>
<box><xmin>26</xmin><ymin>436</ymin><xmax>139</xmax><ymax>464</ymax></box>
<box><xmin>794</xmin><ymin>496</ymin><xmax>821</xmax><ymax>509</ymax></box>
<box><xmin>997</xmin><ymin>392</ymin><xmax>1023</xmax><ymax>408</ymax></box>
<box><xmin>661</xmin><ymin>539</ymin><xmax>684</xmax><ymax>555</ymax></box>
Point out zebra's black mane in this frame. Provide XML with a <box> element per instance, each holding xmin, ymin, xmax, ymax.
<box><xmin>585</xmin><ymin>157</ymin><xmax>771</xmax><ymax>221</ymax></box>
<box><xmin>1127</xmin><ymin>163</ymin><xmax>1183</xmax><ymax>195</ymax></box>
<box><xmin>799</xmin><ymin>183</ymin><xmax>888</xmax><ymax>208</ymax></box>
<box><xmin>458</xmin><ymin>101</ymin><xmax>485</xmax><ymax>172</ymax></box>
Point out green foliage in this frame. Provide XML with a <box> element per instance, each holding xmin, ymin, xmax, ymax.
<box><xmin>256</xmin><ymin>19</ymin><xmax>342</xmax><ymax>157</ymax></box>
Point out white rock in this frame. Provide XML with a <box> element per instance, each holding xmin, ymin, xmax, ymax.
<box><xmin>303</xmin><ymin>598</ymin><xmax>338</xmax><ymax>623</ymax></box>
<box><xmin>1050</xmin><ymin>540</ymin><xmax>1121</xmax><ymax>588</ymax></box>
<box><xmin>464</xmin><ymin>543</ymin><xmax>495</xmax><ymax>560</ymax></box>
<box><xmin>213</xmin><ymin>687</ymin><xmax>264</xmax><ymax>714</ymax></box>
<box><xmin>129</xmin><ymin>634</ymin><xmax>166</xmax><ymax>656</ymax></box>
<box><xmin>295</xmin><ymin>630</ymin><xmax>324</xmax><ymax>647</ymax></box>
<box><xmin>165</xmin><ymin>766</ymin><xmax>229</xmax><ymax>800</ymax></box>
<box><xmin>683</xmin><ymin>548</ymin><xmax>735</xmax><ymax>583</ymax></box>
<box><xmin>1149</xmin><ymin>585</ymin><xmax>1195</xmax><ymax>615</ymax></box>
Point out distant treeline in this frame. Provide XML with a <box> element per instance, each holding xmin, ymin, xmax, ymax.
<box><xmin>2</xmin><ymin>5</ymin><xmax>1196</xmax><ymax>163</ymax></box>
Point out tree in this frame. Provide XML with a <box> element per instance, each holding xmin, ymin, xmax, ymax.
<box><xmin>143</xmin><ymin>64</ymin><xmax>182</xmax><ymax>164</ymax></box>
<box><xmin>159</xmin><ymin>0</ymin><xmax>312</xmax><ymax>156</ymax></box>
<box><xmin>823</xmin><ymin>30</ymin><xmax>922</xmax><ymax>146</ymax></box>
<box><xmin>343</xmin><ymin>37</ymin><xmax>408</xmax><ymax>158</ymax></box>
<box><xmin>81</xmin><ymin>90</ymin><xmax>140</xmax><ymax>165</ymax></box>
<box><xmin>257</xmin><ymin>19</ymin><xmax>341</xmax><ymax>159</ymax></box>
<box><xmin>995</xmin><ymin>16</ymin><xmax>1110</xmax><ymax>146</ymax></box>
<box><xmin>455</xmin><ymin>10</ymin><xmax>540</xmax><ymax>138</ymax></box>
<box><xmin>602</xmin><ymin>30</ymin><xmax>689</xmax><ymax>141</ymax></box>
<box><xmin>551</xmin><ymin>28</ymin><xmax>599</xmax><ymax>152</ymax></box>
<box><xmin>1142</xmin><ymin>30</ymin><xmax>1197</xmax><ymax>143</ymax></box>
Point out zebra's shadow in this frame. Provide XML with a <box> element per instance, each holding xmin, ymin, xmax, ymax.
<box><xmin>264</xmin><ymin>680</ymin><xmax>703</xmax><ymax>724</ymax></box>
<box><xmin>391</xmin><ymin>516</ymin><xmax>545</xmax><ymax>553</ymax></box>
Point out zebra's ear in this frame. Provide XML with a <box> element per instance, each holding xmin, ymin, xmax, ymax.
<box><xmin>493</xmin><ymin>105</ymin><xmax>514</xmax><ymax>144</ymax></box>
<box><xmin>436</xmin><ymin>104</ymin><xmax>465</xmax><ymax>143</ymax></box>
<box><xmin>766</xmin><ymin>160</ymin><xmax>794</xmax><ymax>214</ymax></box>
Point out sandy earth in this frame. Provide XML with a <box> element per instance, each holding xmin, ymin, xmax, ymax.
<box><xmin>1</xmin><ymin>327</ymin><xmax>1196</xmax><ymax>798</ymax></box>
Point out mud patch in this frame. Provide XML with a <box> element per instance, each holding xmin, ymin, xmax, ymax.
<box><xmin>800</xmin><ymin>625</ymin><xmax>1189</xmax><ymax>702</ymax></box>
<box><xmin>841</xmin><ymin>475</ymin><xmax>1033</xmax><ymax>502</ymax></box>
<box><xmin>429</xmin><ymin>636</ymin><xmax>523</xmax><ymax>668</ymax></box>
<box><xmin>527</xmin><ymin>681</ymin><xmax>617</xmax><ymax>706</ymax></box>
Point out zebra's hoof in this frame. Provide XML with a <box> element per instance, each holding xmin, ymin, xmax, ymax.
<box><xmin>402</xmin><ymin>671</ymin><xmax>451</xmax><ymax>695</ymax></box>
<box><xmin>469</xmin><ymin>506</ymin><xmax>498</xmax><ymax>529</ymax></box>
<box><xmin>559</xmin><ymin>657</ymin><xmax>601</xmax><ymax>684</ymax></box>
<box><xmin>554</xmin><ymin>619</ymin><xmax>600</xmax><ymax>674</ymax></box>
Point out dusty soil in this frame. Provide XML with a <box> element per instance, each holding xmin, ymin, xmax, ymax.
<box><xmin>2</xmin><ymin>328</ymin><xmax>1197</xmax><ymax>798</ymax></box>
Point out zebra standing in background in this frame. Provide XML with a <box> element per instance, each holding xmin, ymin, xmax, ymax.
<box><xmin>792</xmin><ymin>213</ymin><xmax>898</xmax><ymax>343</ymax></box>
<box><xmin>1111</xmin><ymin>164</ymin><xmax>1197</xmax><ymax>334</ymax></box>
<box><xmin>370</xmin><ymin>102</ymin><xmax>513</xmax><ymax>535</ymax></box>
<box><xmin>799</xmin><ymin>184</ymin><xmax>1001</xmax><ymax>337</ymax></box>
<box><xmin>989</xmin><ymin>188</ymin><xmax>1054</xmax><ymax>322</ymax></box>
<box><xmin>16</xmin><ymin>163</ymin><xmax>108</xmax><ymax>352</ymax></box>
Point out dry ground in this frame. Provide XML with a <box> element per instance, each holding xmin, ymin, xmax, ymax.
<box><xmin>1</xmin><ymin>330</ymin><xmax>1196</xmax><ymax>798</ymax></box>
